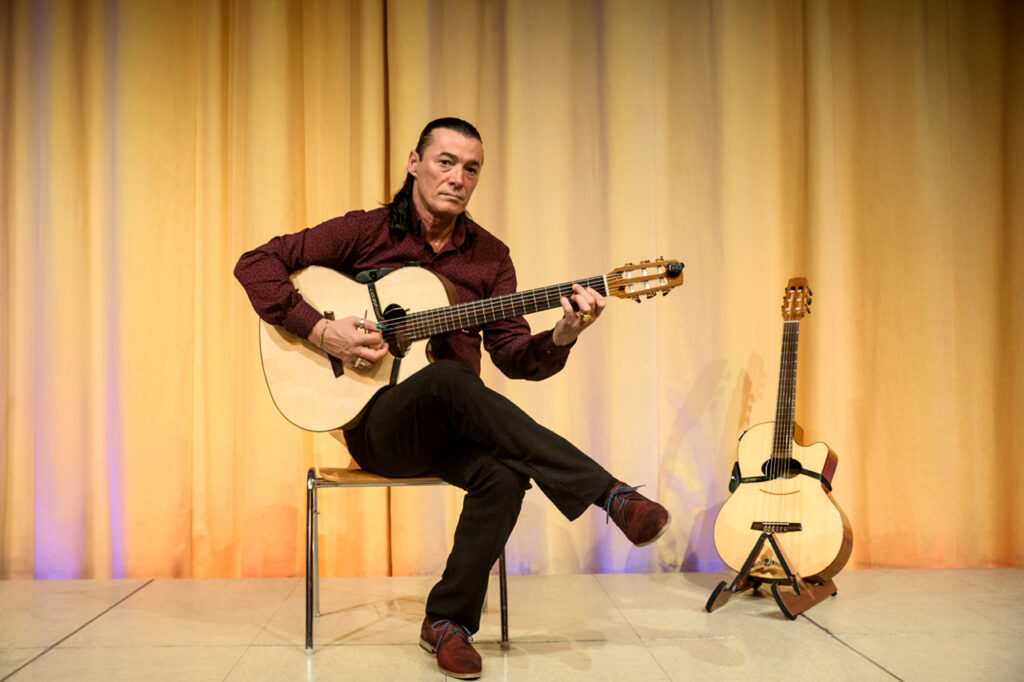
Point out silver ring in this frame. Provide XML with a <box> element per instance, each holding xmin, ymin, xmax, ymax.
<box><xmin>359</xmin><ymin>318</ymin><xmax>365</xmax><ymax>328</ymax></box>
<box><xmin>353</xmin><ymin>358</ymin><xmax>369</xmax><ymax>369</ymax></box>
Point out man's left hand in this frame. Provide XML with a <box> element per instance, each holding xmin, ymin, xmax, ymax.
<box><xmin>552</xmin><ymin>283</ymin><xmax>605</xmax><ymax>346</ymax></box>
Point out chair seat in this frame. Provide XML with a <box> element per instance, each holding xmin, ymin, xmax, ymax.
<box><xmin>317</xmin><ymin>467</ymin><xmax>444</xmax><ymax>486</ymax></box>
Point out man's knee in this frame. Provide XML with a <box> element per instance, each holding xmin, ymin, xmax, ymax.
<box><xmin>416</xmin><ymin>360</ymin><xmax>479</xmax><ymax>393</ymax></box>
<box><xmin>466</xmin><ymin>458</ymin><xmax>530</xmax><ymax>507</ymax></box>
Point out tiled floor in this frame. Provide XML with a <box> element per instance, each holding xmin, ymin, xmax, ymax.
<box><xmin>1</xmin><ymin>569</ymin><xmax>1021</xmax><ymax>680</ymax></box>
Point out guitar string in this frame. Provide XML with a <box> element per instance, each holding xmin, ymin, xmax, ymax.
<box><xmin>782</xmin><ymin>320</ymin><xmax>798</xmax><ymax>522</ymax></box>
<box><xmin>782</xmin><ymin>316</ymin><xmax>800</xmax><ymax>524</ymax></box>
<box><xmin>375</xmin><ymin>271</ymin><xmax>670</xmax><ymax>339</ymax></box>
<box><xmin>771</xmin><ymin>301</ymin><xmax>800</xmax><ymax>526</ymax></box>
<box><xmin>772</xmin><ymin>320</ymin><xmax>787</xmax><ymax>521</ymax></box>
<box><xmin>381</xmin><ymin>275</ymin><xmax>608</xmax><ymax>337</ymax></box>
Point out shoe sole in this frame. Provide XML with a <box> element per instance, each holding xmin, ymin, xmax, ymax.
<box><xmin>419</xmin><ymin>638</ymin><xmax>481</xmax><ymax>680</ymax></box>
<box><xmin>634</xmin><ymin>511</ymin><xmax>672</xmax><ymax>547</ymax></box>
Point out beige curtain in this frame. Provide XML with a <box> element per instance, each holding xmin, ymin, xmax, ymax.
<box><xmin>2</xmin><ymin>0</ymin><xmax>1021</xmax><ymax>580</ymax></box>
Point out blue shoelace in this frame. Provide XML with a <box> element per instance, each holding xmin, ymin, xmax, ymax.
<box><xmin>603</xmin><ymin>483</ymin><xmax>645</xmax><ymax>524</ymax></box>
<box><xmin>431</xmin><ymin>618</ymin><xmax>473</xmax><ymax>644</ymax></box>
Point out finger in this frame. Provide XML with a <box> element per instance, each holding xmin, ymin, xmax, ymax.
<box><xmin>559</xmin><ymin>295</ymin><xmax>576</xmax><ymax>317</ymax></box>
<box><xmin>355</xmin><ymin>328</ymin><xmax>384</xmax><ymax>346</ymax></box>
<box><xmin>352</xmin><ymin>344</ymin><xmax>388</xmax><ymax>367</ymax></box>
<box><xmin>577</xmin><ymin>287</ymin><xmax>605</xmax><ymax>318</ymax></box>
<box><xmin>572</xmin><ymin>288</ymin><xmax>595</xmax><ymax>315</ymax></box>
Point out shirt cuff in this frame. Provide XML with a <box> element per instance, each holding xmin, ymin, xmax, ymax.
<box><xmin>535</xmin><ymin>329</ymin><xmax>576</xmax><ymax>359</ymax></box>
<box><xmin>285</xmin><ymin>302</ymin><xmax>325</xmax><ymax>340</ymax></box>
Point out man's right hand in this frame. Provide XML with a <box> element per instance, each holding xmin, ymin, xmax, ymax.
<box><xmin>307</xmin><ymin>316</ymin><xmax>389</xmax><ymax>370</ymax></box>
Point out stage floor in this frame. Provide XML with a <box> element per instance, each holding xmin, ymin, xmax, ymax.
<box><xmin>1</xmin><ymin>568</ymin><xmax>1021</xmax><ymax>680</ymax></box>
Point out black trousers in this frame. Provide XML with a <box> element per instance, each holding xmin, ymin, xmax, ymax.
<box><xmin>344</xmin><ymin>360</ymin><xmax>614</xmax><ymax>633</ymax></box>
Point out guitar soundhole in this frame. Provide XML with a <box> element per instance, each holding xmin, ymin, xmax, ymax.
<box><xmin>381</xmin><ymin>304</ymin><xmax>411</xmax><ymax>357</ymax></box>
<box><xmin>761</xmin><ymin>458</ymin><xmax>804</xmax><ymax>480</ymax></box>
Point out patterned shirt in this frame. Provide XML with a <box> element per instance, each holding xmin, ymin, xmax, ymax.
<box><xmin>234</xmin><ymin>207</ymin><xmax>574</xmax><ymax>379</ymax></box>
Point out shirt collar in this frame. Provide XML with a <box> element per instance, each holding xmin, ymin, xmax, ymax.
<box><xmin>410</xmin><ymin>207</ymin><xmax>474</xmax><ymax>252</ymax></box>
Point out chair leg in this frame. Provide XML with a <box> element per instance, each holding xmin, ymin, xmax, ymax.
<box><xmin>305</xmin><ymin>470</ymin><xmax>315</xmax><ymax>651</ymax></box>
<box><xmin>499</xmin><ymin>548</ymin><xmax>509</xmax><ymax>648</ymax></box>
<box><xmin>312</xmin><ymin>483</ymin><xmax>321</xmax><ymax>617</ymax></box>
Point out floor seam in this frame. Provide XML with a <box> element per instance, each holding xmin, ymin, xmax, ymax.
<box><xmin>221</xmin><ymin>577</ymin><xmax>303</xmax><ymax>681</ymax></box>
<box><xmin>0</xmin><ymin>579</ymin><xmax>155</xmax><ymax>682</ymax></box>
<box><xmin>592</xmin><ymin>575</ymin><xmax>672</xmax><ymax>681</ymax></box>
<box><xmin>802</xmin><ymin>614</ymin><xmax>904</xmax><ymax>681</ymax></box>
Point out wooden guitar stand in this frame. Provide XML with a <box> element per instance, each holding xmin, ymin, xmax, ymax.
<box><xmin>705</xmin><ymin>531</ymin><xmax>837</xmax><ymax>619</ymax></box>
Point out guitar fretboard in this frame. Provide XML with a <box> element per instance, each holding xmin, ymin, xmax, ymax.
<box><xmin>771</xmin><ymin>320</ymin><xmax>799</xmax><ymax>460</ymax></box>
<box><xmin>386</xmin><ymin>275</ymin><xmax>609</xmax><ymax>341</ymax></box>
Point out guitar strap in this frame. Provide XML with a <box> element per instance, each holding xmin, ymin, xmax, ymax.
<box><xmin>729</xmin><ymin>461</ymin><xmax>834</xmax><ymax>492</ymax></box>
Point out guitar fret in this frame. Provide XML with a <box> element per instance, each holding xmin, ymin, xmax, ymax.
<box><xmin>772</xmin><ymin>321</ymin><xmax>799</xmax><ymax>460</ymax></box>
<box><xmin>401</xmin><ymin>276</ymin><xmax>609</xmax><ymax>341</ymax></box>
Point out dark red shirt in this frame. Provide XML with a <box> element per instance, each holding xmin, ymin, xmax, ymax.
<box><xmin>234</xmin><ymin>207</ymin><xmax>574</xmax><ymax>379</ymax></box>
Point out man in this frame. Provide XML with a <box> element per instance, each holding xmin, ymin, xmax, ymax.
<box><xmin>235</xmin><ymin>118</ymin><xmax>670</xmax><ymax>679</ymax></box>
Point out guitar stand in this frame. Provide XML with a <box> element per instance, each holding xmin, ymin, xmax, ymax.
<box><xmin>705</xmin><ymin>531</ymin><xmax>837</xmax><ymax>619</ymax></box>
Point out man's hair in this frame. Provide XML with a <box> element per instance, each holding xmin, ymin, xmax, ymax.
<box><xmin>387</xmin><ymin>117</ymin><xmax>482</xmax><ymax>238</ymax></box>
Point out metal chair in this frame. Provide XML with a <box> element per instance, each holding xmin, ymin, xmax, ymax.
<box><xmin>305</xmin><ymin>466</ymin><xmax>509</xmax><ymax>651</ymax></box>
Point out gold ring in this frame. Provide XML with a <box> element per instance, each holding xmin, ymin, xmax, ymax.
<box><xmin>580</xmin><ymin>312</ymin><xmax>592</xmax><ymax>323</ymax></box>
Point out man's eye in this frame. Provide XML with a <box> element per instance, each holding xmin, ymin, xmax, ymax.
<box><xmin>439</xmin><ymin>159</ymin><xmax>452</xmax><ymax>167</ymax></box>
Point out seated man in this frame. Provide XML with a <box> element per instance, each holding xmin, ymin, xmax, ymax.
<box><xmin>235</xmin><ymin>117</ymin><xmax>670</xmax><ymax>680</ymax></box>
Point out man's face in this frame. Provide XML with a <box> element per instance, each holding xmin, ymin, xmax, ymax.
<box><xmin>408</xmin><ymin>128</ymin><xmax>484</xmax><ymax>222</ymax></box>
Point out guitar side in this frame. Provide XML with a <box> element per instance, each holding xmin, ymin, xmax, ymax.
<box><xmin>258</xmin><ymin>266</ymin><xmax>450</xmax><ymax>432</ymax></box>
<box><xmin>712</xmin><ymin>421</ymin><xmax>854</xmax><ymax>581</ymax></box>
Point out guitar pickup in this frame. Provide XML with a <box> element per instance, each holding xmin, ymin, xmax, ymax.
<box><xmin>751</xmin><ymin>522</ymin><xmax>803</xmax><ymax>533</ymax></box>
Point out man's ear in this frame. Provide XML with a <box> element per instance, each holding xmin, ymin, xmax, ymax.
<box><xmin>407</xmin><ymin>150</ymin><xmax>420</xmax><ymax>177</ymax></box>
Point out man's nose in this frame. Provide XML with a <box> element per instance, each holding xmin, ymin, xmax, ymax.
<box><xmin>449</xmin><ymin>166</ymin><xmax>464</xmax><ymax>187</ymax></box>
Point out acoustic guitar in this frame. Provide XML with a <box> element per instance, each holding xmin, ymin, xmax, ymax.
<box><xmin>259</xmin><ymin>259</ymin><xmax>684</xmax><ymax>432</ymax></box>
<box><xmin>712</xmin><ymin>278</ymin><xmax>852</xmax><ymax>581</ymax></box>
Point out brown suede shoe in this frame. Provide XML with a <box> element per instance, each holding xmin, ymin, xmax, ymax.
<box><xmin>419</xmin><ymin>616</ymin><xmax>482</xmax><ymax>679</ymax></box>
<box><xmin>602</xmin><ymin>482</ymin><xmax>671</xmax><ymax>546</ymax></box>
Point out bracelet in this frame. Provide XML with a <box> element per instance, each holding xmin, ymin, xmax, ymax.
<box><xmin>318</xmin><ymin>320</ymin><xmax>329</xmax><ymax>348</ymax></box>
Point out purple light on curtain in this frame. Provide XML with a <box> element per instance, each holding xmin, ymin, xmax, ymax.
<box><xmin>104</xmin><ymin>0</ymin><xmax>125</xmax><ymax>579</ymax></box>
<box><xmin>30</xmin><ymin>0</ymin><xmax>74</xmax><ymax>580</ymax></box>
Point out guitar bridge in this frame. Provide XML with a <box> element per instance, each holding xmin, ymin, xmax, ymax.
<box><xmin>751</xmin><ymin>521</ymin><xmax>803</xmax><ymax>533</ymax></box>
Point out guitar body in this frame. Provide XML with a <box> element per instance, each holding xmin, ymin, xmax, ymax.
<box><xmin>713</xmin><ymin>421</ymin><xmax>853</xmax><ymax>581</ymax></box>
<box><xmin>258</xmin><ymin>266</ymin><xmax>451</xmax><ymax>431</ymax></box>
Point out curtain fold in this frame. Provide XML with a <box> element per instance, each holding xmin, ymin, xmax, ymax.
<box><xmin>2</xmin><ymin>0</ymin><xmax>1021</xmax><ymax>579</ymax></box>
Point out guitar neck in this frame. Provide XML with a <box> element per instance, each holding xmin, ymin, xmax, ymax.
<box><xmin>771</xmin><ymin>320</ymin><xmax>800</xmax><ymax>457</ymax></box>
<box><xmin>395</xmin><ymin>275</ymin><xmax>609</xmax><ymax>341</ymax></box>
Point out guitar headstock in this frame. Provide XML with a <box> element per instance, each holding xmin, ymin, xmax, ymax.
<box><xmin>606</xmin><ymin>258</ymin><xmax>684</xmax><ymax>302</ymax></box>
<box><xmin>781</xmin><ymin>277</ymin><xmax>812</xmax><ymax>320</ymax></box>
